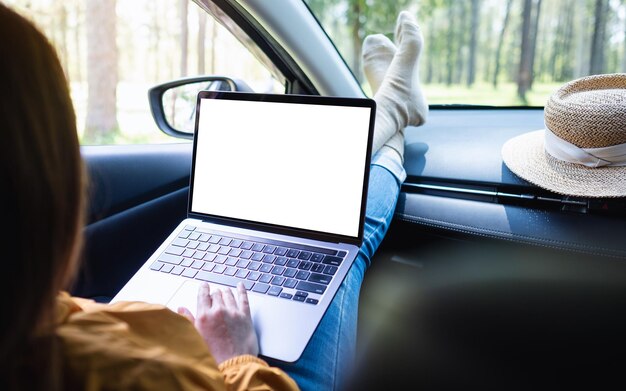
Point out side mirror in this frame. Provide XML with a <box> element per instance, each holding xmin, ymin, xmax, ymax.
<box><xmin>148</xmin><ymin>76</ymin><xmax>254</xmax><ymax>139</ymax></box>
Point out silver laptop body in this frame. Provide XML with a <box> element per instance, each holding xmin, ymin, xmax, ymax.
<box><xmin>112</xmin><ymin>91</ymin><xmax>375</xmax><ymax>363</ymax></box>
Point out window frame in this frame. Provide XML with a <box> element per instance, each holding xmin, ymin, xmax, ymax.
<box><xmin>197</xmin><ymin>0</ymin><xmax>318</xmax><ymax>95</ymax></box>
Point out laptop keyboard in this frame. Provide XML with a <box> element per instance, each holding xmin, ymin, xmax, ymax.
<box><xmin>148</xmin><ymin>225</ymin><xmax>347</xmax><ymax>305</ymax></box>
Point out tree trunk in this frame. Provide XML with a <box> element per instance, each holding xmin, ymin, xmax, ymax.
<box><xmin>467</xmin><ymin>0</ymin><xmax>480</xmax><ymax>86</ymax></box>
<box><xmin>84</xmin><ymin>0</ymin><xmax>118</xmax><ymax>143</ymax></box>
<box><xmin>197</xmin><ymin>8</ymin><xmax>207</xmax><ymax>74</ymax></box>
<box><xmin>528</xmin><ymin>0</ymin><xmax>542</xmax><ymax>89</ymax></box>
<box><xmin>493</xmin><ymin>0</ymin><xmax>512</xmax><ymax>88</ymax></box>
<box><xmin>454</xmin><ymin>1</ymin><xmax>467</xmax><ymax>84</ymax></box>
<box><xmin>151</xmin><ymin>1</ymin><xmax>160</xmax><ymax>81</ymax></box>
<box><xmin>210</xmin><ymin>18</ymin><xmax>217</xmax><ymax>74</ymax></box>
<box><xmin>590</xmin><ymin>0</ymin><xmax>607</xmax><ymax>75</ymax></box>
<box><xmin>426</xmin><ymin>13</ymin><xmax>435</xmax><ymax>84</ymax></box>
<box><xmin>548</xmin><ymin>3</ymin><xmax>564</xmax><ymax>81</ymax></box>
<box><xmin>574</xmin><ymin>0</ymin><xmax>588</xmax><ymax>77</ymax></box>
<box><xmin>517</xmin><ymin>0</ymin><xmax>533</xmax><ymax>102</ymax></box>
<box><xmin>73</xmin><ymin>1</ymin><xmax>82</xmax><ymax>82</ymax></box>
<box><xmin>561</xmin><ymin>5</ymin><xmax>574</xmax><ymax>80</ymax></box>
<box><xmin>179</xmin><ymin>0</ymin><xmax>188</xmax><ymax>77</ymax></box>
<box><xmin>446</xmin><ymin>0</ymin><xmax>455</xmax><ymax>86</ymax></box>
<box><xmin>623</xmin><ymin>0</ymin><xmax>626</xmax><ymax>72</ymax></box>
<box><xmin>54</xmin><ymin>0</ymin><xmax>69</xmax><ymax>81</ymax></box>
<box><xmin>350</xmin><ymin>0</ymin><xmax>364</xmax><ymax>83</ymax></box>
<box><xmin>482</xmin><ymin>9</ymin><xmax>493</xmax><ymax>83</ymax></box>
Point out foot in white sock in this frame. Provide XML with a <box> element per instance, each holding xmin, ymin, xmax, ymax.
<box><xmin>362</xmin><ymin>35</ymin><xmax>405</xmax><ymax>162</ymax></box>
<box><xmin>370</xmin><ymin>10</ymin><xmax>428</xmax><ymax>155</ymax></box>
<box><xmin>395</xmin><ymin>11</ymin><xmax>428</xmax><ymax>123</ymax></box>
<box><xmin>362</xmin><ymin>34</ymin><xmax>396</xmax><ymax>95</ymax></box>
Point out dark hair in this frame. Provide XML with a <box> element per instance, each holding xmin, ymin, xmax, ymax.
<box><xmin>0</xmin><ymin>4</ymin><xmax>86</xmax><ymax>390</ymax></box>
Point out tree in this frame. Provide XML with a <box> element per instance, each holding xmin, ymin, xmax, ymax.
<box><xmin>150</xmin><ymin>1</ymin><xmax>160</xmax><ymax>81</ymax></box>
<box><xmin>467</xmin><ymin>0</ymin><xmax>481</xmax><ymax>86</ymax></box>
<box><xmin>622</xmin><ymin>0</ymin><xmax>626</xmax><ymax>72</ymax></box>
<box><xmin>52</xmin><ymin>0</ymin><xmax>69</xmax><ymax>80</ymax></box>
<box><xmin>528</xmin><ymin>0</ymin><xmax>542</xmax><ymax>89</ymax></box>
<box><xmin>210</xmin><ymin>18</ymin><xmax>218</xmax><ymax>74</ymax></box>
<box><xmin>517</xmin><ymin>0</ymin><xmax>534</xmax><ymax>101</ymax></box>
<box><xmin>424</xmin><ymin>5</ymin><xmax>437</xmax><ymax>84</ymax></box>
<box><xmin>197</xmin><ymin>7</ymin><xmax>207</xmax><ymax>74</ymax></box>
<box><xmin>348</xmin><ymin>0</ymin><xmax>365</xmax><ymax>81</ymax></box>
<box><xmin>548</xmin><ymin>1</ymin><xmax>574</xmax><ymax>82</ymax></box>
<box><xmin>73</xmin><ymin>0</ymin><xmax>83</xmax><ymax>82</ymax></box>
<box><xmin>84</xmin><ymin>0</ymin><xmax>118</xmax><ymax>143</ymax></box>
<box><xmin>454</xmin><ymin>1</ymin><xmax>469</xmax><ymax>85</ymax></box>
<box><xmin>559</xmin><ymin>4</ymin><xmax>574</xmax><ymax>80</ymax></box>
<box><xmin>493</xmin><ymin>0</ymin><xmax>513</xmax><ymax>87</ymax></box>
<box><xmin>620</xmin><ymin>0</ymin><xmax>626</xmax><ymax>72</ymax></box>
<box><xmin>590</xmin><ymin>0</ymin><xmax>608</xmax><ymax>75</ymax></box>
<box><xmin>445</xmin><ymin>0</ymin><xmax>456</xmax><ymax>85</ymax></box>
<box><xmin>573</xmin><ymin>0</ymin><xmax>589</xmax><ymax>77</ymax></box>
<box><xmin>179</xmin><ymin>0</ymin><xmax>189</xmax><ymax>77</ymax></box>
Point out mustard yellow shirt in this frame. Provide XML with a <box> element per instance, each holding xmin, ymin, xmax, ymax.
<box><xmin>55</xmin><ymin>292</ymin><xmax>300</xmax><ymax>391</ymax></box>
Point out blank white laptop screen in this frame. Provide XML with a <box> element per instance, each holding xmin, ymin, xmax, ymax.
<box><xmin>190</xmin><ymin>98</ymin><xmax>371</xmax><ymax>238</ymax></box>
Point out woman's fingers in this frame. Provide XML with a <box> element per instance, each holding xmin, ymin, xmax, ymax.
<box><xmin>197</xmin><ymin>282</ymin><xmax>212</xmax><ymax>315</ymax></box>
<box><xmin>187</xmin><ymin>283</ymin><xmax>260</xmax><ymax>363</ymax></box>
<box><xmin>197</xmin><ymin>283</ymin><xmax>250</xmax><ymax>315</ymax></box>
<box><xmin>221</xmin><ymin>286</ymin><xmax>237</xmax><ymax>308</ymax></box>
<box><xmin>177</xmin><ymin>306</ymin><xmax>195</xmax><ymax>323</ymax></box>
<box><xmin>211</xmin><ymin>288</ymin><xmax>224</xmax><ymax>308</ymax></box>
<box><xmin>237</xmin><ymin>283</ymin><xmax>251</xmax><ymax>316</ymax></box>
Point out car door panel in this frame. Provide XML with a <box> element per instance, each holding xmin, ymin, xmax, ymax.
<box><xmin>73</xmin><ymin>144</ymin><xmax>192</xmax><ymax>299</ymax></box>
<box><xmin>83</xmin><ymin>144</ymin><xmax>192</xmax><ymax>222</ymax></box>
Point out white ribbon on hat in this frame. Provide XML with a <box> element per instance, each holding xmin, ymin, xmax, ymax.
<box><xmin>544</xmin><ymin>125</ymin><xmax>626</xmax><ymax>168</ymax></box>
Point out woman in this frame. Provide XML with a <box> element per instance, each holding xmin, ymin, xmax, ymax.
<box><xmin>0</xmin><ymin>4</ymin><xmax>426</xmax><ymax>390</ymax></box>
<box><xmin>0</xmin><ymin>4</ymin><xmax>295</xmax><ymax>390</ymax></box>
<box><xmin>0</xmin><ymin>2</ymin><xmax>86</xmax><ymax>388</ymax></box>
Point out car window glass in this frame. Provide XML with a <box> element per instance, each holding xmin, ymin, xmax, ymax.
<box><xmin>6</xmin><ymin>0</ymin><xmax>285</xmax><ymax>145</ymax></box>
<box><xmin>305</xmin><ymin>0</ymin><xmax>622</xmax><ymax>107</ymax></box>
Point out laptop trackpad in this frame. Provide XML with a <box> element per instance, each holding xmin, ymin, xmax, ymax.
<box><xmin>166</xmin><ymin>280</ymin><xmax>201</xmax><ymax>316</ymax></box>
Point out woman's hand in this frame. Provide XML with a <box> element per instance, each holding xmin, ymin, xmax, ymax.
<box><xmin>178</xmin><ymin>282</ymin><xmax>259</xmax><ymax>364</ymax></box>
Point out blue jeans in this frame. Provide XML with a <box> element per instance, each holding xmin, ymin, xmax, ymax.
<box><xmin>267</xmin><ymin>150</ymin><xmax>406</xmax><ymax>391</ymax></box>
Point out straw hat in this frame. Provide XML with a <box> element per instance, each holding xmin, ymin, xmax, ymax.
<box><xmin>502</xmin><ymin>73</ymin><xmax>626</xmax><ymax>198</ymax></box>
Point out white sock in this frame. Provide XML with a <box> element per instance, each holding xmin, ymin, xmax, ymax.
<box><xmin>394</xmin><ymin>11</ymin><xmax>428</xmax><ymax>124</ymax></box>
<box><xmin>371</xmin><ymin>11</ymin><xmax>428</xmax><ymax>156</ymax></box>
<box><xmin>362</xmin><ymin>34</ymin><xmax>405</xmax><ymax>163</ymax></box>
<box><xmin>362</xmin><ymin>34</ymin><xmax>396</xmax><ymax>95</ymax></box>
<box><xmin>379</xmin><ymin>132</ymin><xmax>405</xmax><ymax>163</ymax></box>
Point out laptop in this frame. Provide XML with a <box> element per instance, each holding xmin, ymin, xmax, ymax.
<box><xmin>111</xmin><ymin>90</ymin><xmax>376</xmax><ymax>363</ymax></box>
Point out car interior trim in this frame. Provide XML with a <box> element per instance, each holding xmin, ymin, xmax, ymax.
<box><xmin>198</xmin><ymin>0</ymin><xmax>317</xmax><ymax>94</ymax></box>
<box><xmin>235</xmin><ymin>0</ymin><xmax>364</xmax><ymax>97</ymax></box>
<box><xmin>396</xmin><ymin>191</ymin><xmax>626</xmax><ymax>258</ymax></box>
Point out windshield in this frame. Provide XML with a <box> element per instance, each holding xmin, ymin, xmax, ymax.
<box><xmin>304</xmin><ymin>0</ymin><xmax>623</xmax><ymax>107</ymax></box>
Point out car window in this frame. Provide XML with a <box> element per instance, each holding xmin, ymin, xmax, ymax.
<box><xmin>6</xmin><ymin>0</ymin><xmax>285</xmax><ymax>145</ymax></box>
<box><xmin>304</xmin><ymin>0</ymin><xmax>622</xmax><ymax>107</ymax></box>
